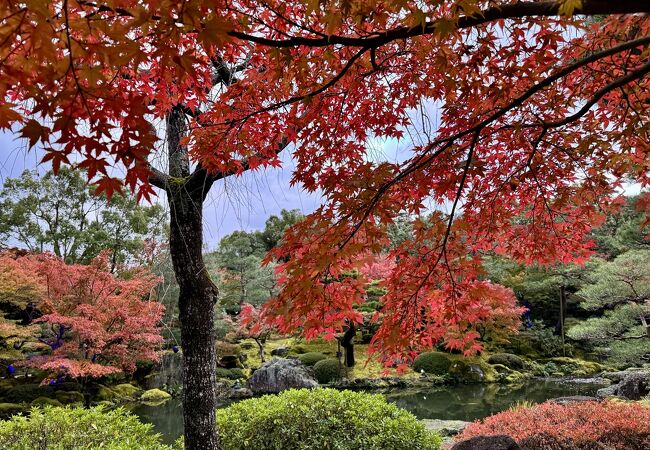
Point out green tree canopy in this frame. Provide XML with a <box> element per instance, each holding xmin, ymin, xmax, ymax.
<box><xmin>0</xmin><ymin>169</ymin><xmax>166</xmax><ymax>269</ymax></box>
<box><xmin>258</xmin><ymin>209</ymin><xmax>304</xmax><ymax>251</ymax></box>
<box><xmin>590</xmin><ymin>195</ymin><xmax>650</xmax><ymax>258</ymax></box>
<box><xmin>568</xmin><ymin>249</ymin><xmax>650</xmax><ymax>367</ymax></box>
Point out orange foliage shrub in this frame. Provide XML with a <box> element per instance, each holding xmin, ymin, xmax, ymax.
<box><xmin>457</xmin><ymin>401</ymin><xmax>650</xmax><ymax>450</ymax></box>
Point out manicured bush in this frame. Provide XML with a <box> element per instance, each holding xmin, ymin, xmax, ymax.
<box><xmin>413</xmin><ymin>352</ymin><xmax>451</xmax><ymax>375</ymax></box>
<box><xmin>216</xmin><ymin>388</ymin><xmax>442</xmax><ymax>449</ymax></box>
<box><xmin>457</xmin><ymin>400</ymin><xmax>650</xmax><ymax>450</ymax></box>
<box><xmin>297</xmin><ymin>352</ymin><xmax>328</xmax><ymax>366</ymax></box>
<box><xmin>313</xmin><ymin>358</ymin><xmax>343</xmax><ymax>384</ymax></box>
<box><xmin>216</xmin><ymin>367</ymin><xmax>245</xmax><ymax>380</ymax></box>
<box><xmin>216</xmin><ymin>341</ymin><xmax>241</xmax><ymax>356</ymax></box>
<box><xmin>487</xmin><ymin>353</ymin><xmax>524</xmax><ymax>370</ymax></box>
<box><xmin>0</xmin><ymin>406</ymin><xmax>173</xmax><ymax>449</ymax></box>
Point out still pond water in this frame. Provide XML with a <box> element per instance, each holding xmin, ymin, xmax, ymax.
<box><xmin>131</xmin><ymin>380</ymin><xmax>604</xmax><ymax>444</ymax></box>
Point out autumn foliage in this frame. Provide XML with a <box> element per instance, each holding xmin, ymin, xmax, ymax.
<box><xmin>2</xmin><ymin>1</ymin><xmax>649</xmax><ymax>366</ymax></box>
<box><xmin>0</xmin><ymin>251</ymin><xmax>164</xmax><ymax>379</ymax></box>
<box><xmin>457</xmin><ymin>400</ymin><xmax>650</xmax><ymax>449</ymax></box>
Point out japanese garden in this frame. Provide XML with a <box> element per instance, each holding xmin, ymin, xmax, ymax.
<box><xmin>0</xmin><ymin>1</ymin><xmax>650</xmax><ymax>449</ymax></box>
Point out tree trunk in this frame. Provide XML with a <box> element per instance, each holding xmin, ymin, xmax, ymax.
<box><xmin>166</xmin><ymin>107</ymin><xmax>220</xmax><ymax>450</ymax></box>
<box><xmin>560</xmin><ymin>285</ymin><xmax>566</xmax><ymax>356</ymax></box>
<box><xmin>341</xmin><ymin>322</ymin><xmax>355</xmax><ymax>368</ymax></box>
<box><xmin>254</xmin><ymin>337</ymin><xmax>265</xmax><ymax>363</ymax></box>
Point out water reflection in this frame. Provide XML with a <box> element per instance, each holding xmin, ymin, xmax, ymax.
<box><xmin>130</xmin><ymin>380</ymin><xmax>605</xmax><ymax>444</ymax></box>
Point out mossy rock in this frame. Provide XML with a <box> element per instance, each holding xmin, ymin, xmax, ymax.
<box><xmin>546</xmin><ymin>357</ymin><xmax>604</xmax><ymax>376</ymax></box>
<box><xmin>0</xmin><ymin>403</ymin><xmax>27</xmax><ymax>419</ymax></box>
<box><xmin>54</xmin><ymin>390</ymin><xmax>84</xmax><ymax>405</ymax></box>
<box><xmin>94</xmin><ymin>385</ymin><xmax>117</xmax><ymax>402</ymax></box>
<box><xmin>31</xmin><ymin>397</ymin><xmax>63</xmax><ymax>407</ymax></box>
<box><xmin>413</xmin><ymin>352</ymin><xmax>452</xmax><ymax>375</ymax></box>
<box><xmin>487</xmin><ymin>353</ymin><xmax>524</xmax><ymax>370</ymax></box>
<box><xmin>491</xmin><ymin>364</ymin><xmax>527</xmax><ymax>384</ymax></box>
<box><xmin>504</xmin><ymin>370</ymin><xmax>527</xmax><ymax>383</ymax></box>
<box><xmin>297</xmin><ymin>352</ymin><xmax>328</xmax><ymax>367</ymax></box>
<box><xmin>112</xmin><ymin>383</ymin><xmax>141</xmax><ymax>399</ymax></box>
<box><xmin>141</xmin><ymin>388</ymin><xmax>171</xmax><ymax>403</ymax></box>
<box><xmin>449</xmin><ymin>360</ymin><xmax>485</xmax><ymax>383</ymax></box>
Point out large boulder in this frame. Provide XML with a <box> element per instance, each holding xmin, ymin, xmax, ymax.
<box><xmin>617</xmin><ymin>372</ymin><xmax>650</xmax><ymax>400</ymax></box>
<box><xmin>143</xmin><ymin>351</ymin><xmax>183</xmax><ymax>390</ymax></box>
<box><xmin>247</xmin><ymin>357</ymin><xmax>318</xmax><ymax>394</ymax></box>
<box><xmin>270</xmin><ymin>346</ymin><xmax>289</xmax><ymax>356</ymax></box>
<box><xmin>452</xmin><ymin>435</ymin><xmax>521</xmax><ymax>450</ymax></box>
<box><xmin>596</xmin><ymin>371</ymin><xmax>650</xmax><ymax>400</ymax></box>
<box><xmin>596</xmin><ymin>385</ymin><xmax>618</xmax><ymax>399</ymax></box>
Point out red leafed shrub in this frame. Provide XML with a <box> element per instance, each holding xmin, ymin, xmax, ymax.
<box><xmin>1</xmin><ymin>251</ymin><xmax>165</xmax><ymax>380</ymax></box>
<box><xmin>457</xmin><ymin>401</ymin><xmax>650</xmax><ymax>450</ymax></box>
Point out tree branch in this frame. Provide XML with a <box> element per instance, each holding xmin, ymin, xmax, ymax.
<box><xmin>229</xmin><ymin>1</ymin><xmax>650</xmax><ymax>49</ymax></box>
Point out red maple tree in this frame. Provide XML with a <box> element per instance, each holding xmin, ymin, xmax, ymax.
<box><xmin>2</xmin><ymin>1</ymin><xmax>649</xmax><ymax>448</ymax></box>
<box><xmin>3</xmin><ymin>252</ymin><xmax>164</xmax><ymax>380</ymax></box>
<box><xmin>226</xmin><ymin>303</ymin><xmax>275</xmax><ymax>363</ymax></box>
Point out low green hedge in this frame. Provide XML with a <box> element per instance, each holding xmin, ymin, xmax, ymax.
<box><xmin>313</xmin><ymin>358</ymin><xmax>343</xmax><ymax>384</ymax></box>
<box><xmin>0</xmin><ymin>406</ymin><xmax>173</xmax><ymax>449</ymax></box>
<box><xmin>413</xmin><ymin>352</ymin><xmax>451</xmax><ymax>375</ymax></box>
<box><xmin>216</xmin><ymin>388</ymin><xmax>442</xmax><ymax>449</ymax></box>
<box><xmin>297</xmin><ymin>352</ymin><xmax>328</xmax><ymax>366</ymax></box>
<box><xmin>216</xmin><ymin>367</ymin><xmax>245</xmax><ymax>380</ymax></box>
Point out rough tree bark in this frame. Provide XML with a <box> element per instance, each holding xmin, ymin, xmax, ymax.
<box><xmin>165</xmin><ymin>107</ymin><xmax>220</xmax><ymax>450</ymax></box>
<box><xmin>147</xmin><ymin>58</ymin><xmax>287</xmax><ymax>448</ymax></box>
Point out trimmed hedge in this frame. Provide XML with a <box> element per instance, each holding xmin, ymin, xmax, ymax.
<box><xmin>216</xmin><ymin>367</ymin><xmax>245</xmax><ymax>380</ymax></box>
<box><xmin>313</xmin><ymin>358</ymin><xmax>343</xmax><ymax>384</ymax></box>
<box><xmin>0</xmin><ymin>406</ymin><xmax>173</xmax><ymax>449</ymax></box>
<box><xmin>216</xmin><ymin>388</ymin><xmax>442</xmax><ymax>449</ymax></box>
<box><xmin>413</xmin><ymin>352</ymin><xmax>451</xmax><ymax>375</ymax></box>
<box><xmin>297</xmin><ymin>352</ymin><xmax>328</xmax><ymax>366</ymax></box>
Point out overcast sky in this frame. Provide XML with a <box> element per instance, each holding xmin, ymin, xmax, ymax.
<box><xmin>0</xmin><ymin>130</ymin><xmax>325</xmax><ymax>250</ymax></box>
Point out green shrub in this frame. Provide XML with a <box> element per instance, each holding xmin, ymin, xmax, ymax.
<box><xmin>487</xmin><ymin>353</ymin><xmax>524</xmax><ymax>370</ymax></box>
<box><xmin>313</xmin><ymin>358</ymin><xmax>343</xmax><ymax>384</ymax></box>
<box><xmin>297</xmin><ymin>352</ymin><xmax>328</xmax><ymax>366</ymax></box>
<box><xmin>0</xmin><ymin>406</ymin><xmax>173</xmax><ymax>449</ymax></box>
<box><xmin>216</xmin><ymin>388</ymin><xmax>442</xmax><ymax>450</ymax></box>
<box><xmin>413</xmin><ymin>352</ymin><xmax>452</xmax><ymax>375</ymax></box>
<box><xmin>216</xmin><ymin>368</ymin><xmax>245</xmax><ymax>380</ymax></box>
<box><xmin>216</xmin><ymin>341</ymin><xmax>241</xmax><ymax>356</ymax></box>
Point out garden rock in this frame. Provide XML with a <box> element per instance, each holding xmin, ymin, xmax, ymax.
<box><xmin>616</xmin><ymin>372</ymin><xmax>650</xmax><ymax>400</ymax></box>
<box><xmin>550</xmin><ymin>396</ymin><xmax>597</xmax><ymax>405</ymax></box>
<box><xmin>247</xmin><ymin>357</ymin><xmax>318</xmax><ymax>394</ymax></box>
<box><xmin>270</xmin><ymin>346</ymin><xmax>289</xmax><ymax>356</ymax></box>
<box><xmin>422</xmin><ymin>419</ymin><xmax>470</xmax><ymax>437</ymax></box>
<box><xmin>451</xmin><ymin>435</ymin><xmax>521</xmax><ymax>450</ymax></box>
<box><xmin>228</xmin><ymin>386</ymin><xmax>253</xmax><ymax>399</ymax></box>
<box><xmin>596</xmin><ymin>385</ymin><xmax>617</xmax><ymax>399</ymax></box>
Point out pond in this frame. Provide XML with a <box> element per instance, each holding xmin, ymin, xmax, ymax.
<box><xmin>131</xmin><ymin>379</ymin><xmax>606</xmax><ymax>444</ymax></box>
